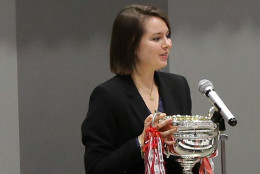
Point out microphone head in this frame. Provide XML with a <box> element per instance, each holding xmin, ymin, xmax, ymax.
<box><xmin>198</xmin><ymin>79</ymin><xmax>214</xmax><ymax>94</ymax></box>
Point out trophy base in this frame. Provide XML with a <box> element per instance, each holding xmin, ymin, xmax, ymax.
<box><xmin>177</xmin><ymin>158</ymin><xmax>200</xmax><ymax>174</ymax></box>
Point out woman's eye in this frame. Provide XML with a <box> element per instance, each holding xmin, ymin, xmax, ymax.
<box><xmin>166</xmin><ymin>34</ymin><xmax>171</xmax><ymax>39</ymax></box>
<box><xmin>152</xmin><ymin>37</ymin><xmax>161</xmax><ymax>41</ymax></box>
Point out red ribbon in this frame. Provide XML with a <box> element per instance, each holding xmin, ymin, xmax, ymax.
<box><xmin>143</xmin><ymin>126</ymin><xmax>164</xmax><ymax>150</ymax></box>
<box><xmin>199</xmin><ymin>158</ymin><xmax>213</xmax><ymax>174</ymax></box>
<box><xmin>199</xmin><ymin>151</ymin><xmax>217</xmax><ymax>174</ymax></box>
<box><xmin>143</xmin><ymin>125</ymin><xmax>166</xmax><ymax>174</ymax></box>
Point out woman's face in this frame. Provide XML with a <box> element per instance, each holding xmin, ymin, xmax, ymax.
<box><xmin>135</xmin><ymin>16</ymin><xmax>172</xmax><ymax>73</ymax></box>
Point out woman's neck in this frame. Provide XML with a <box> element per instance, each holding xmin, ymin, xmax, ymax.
<box><xmin>131</xmin><ymin>70</ymin><xmax>159</xmax><ymax>113</ymax></box>
<box><xmin>131</xmin><ymin>70</ymin><xmax>155</xmax><ymax>90</ymax></box>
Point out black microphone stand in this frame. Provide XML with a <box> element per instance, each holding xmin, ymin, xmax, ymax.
<box><xmin>211</xmin><ymin>111</ymin><xmax>228</xmax><ymax>174</ymax></box>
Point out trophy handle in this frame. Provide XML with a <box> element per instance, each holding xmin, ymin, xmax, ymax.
<box><xmin>152</xmin><ymin>110</ymin><xmax>162</xmax><ymax>127</ymax></box>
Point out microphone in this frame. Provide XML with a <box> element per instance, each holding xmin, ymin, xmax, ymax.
<box><xmin>198</xmin><ymin>79</ymin><xmax>237</xmax><ymax>126</ymax></box>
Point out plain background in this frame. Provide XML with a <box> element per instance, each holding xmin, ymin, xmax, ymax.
<box><xmin>1</xmin><ymin>0</ymin><xmax>259</xmax><ymax>174</ymax></box>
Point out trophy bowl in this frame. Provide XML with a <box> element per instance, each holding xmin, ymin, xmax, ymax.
<box><xmin>158</xmin><ymin>115</ymin><xmax>219</xmax><ymax>174</ymax></box>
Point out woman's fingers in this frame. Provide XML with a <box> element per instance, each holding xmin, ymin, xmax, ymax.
<box><xmin>154</xmin><ymin>113</ymin><xmax>166</xmax><ymax>124</ymax></box>
<box><xmin>162</xmin><ymin>128</ymin><xmax>177</xmax><ymax>145</ymax></box>
<box><xmin>160</xmin><ymin>127</ymin><xmax>177</xmax><ymax>138</ymax></box>
<box><xmin>164</xmin><ymin>139</ymin><xmax>176</xmax><ymax>145</ymax></box>
<box><xmin>156</xmin><ymin>118</ymin><xmax>172</xmax><ymax>130</ymax></box>
<box><xmin>144</xmin><ymin>113</ymin><xmax>166</xmax><ymax>128</ymax></box>
<box><xmin>144</xmin><ymin>113</ymin><xmax>177</xmax><ymax>138</ymax></box>
<box><xmin>141</xmin><ymin>113</ymin><xmax>177</xmax><ymax>146</ymax></box>
<box><xmin>145</xmin><ymin>114</ymin><xmax>153</xmax><ymax>122</ymax></box>
<box><xmin>144</xmin><ymin>114</ymin><xmax>153</xmax><ymax>128</ymax></box>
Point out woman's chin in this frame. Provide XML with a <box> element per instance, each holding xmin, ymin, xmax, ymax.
<box><xmin>159</xmin><ymin>62</ymin><xmax>168</xmax><ymax>69</ymax></box>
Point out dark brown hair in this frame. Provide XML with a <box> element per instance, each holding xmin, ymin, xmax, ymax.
<box><xmin>110</xmin><ymin>4</ymin><xmax>171</xmax><ymax>75</ymax></box>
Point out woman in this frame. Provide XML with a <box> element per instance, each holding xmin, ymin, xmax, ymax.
<box><xmin>81</xmin><ymin>4</ymin><xmax>199</xmax><ymax>174</ymax></box>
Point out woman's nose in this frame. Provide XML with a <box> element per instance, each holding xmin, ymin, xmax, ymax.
<box><xmin>162</xmin><ymin>37</ymin><xmax>172</xmax><ymax>49</ymax></box>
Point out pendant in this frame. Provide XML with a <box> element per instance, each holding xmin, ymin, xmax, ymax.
<box><xmin>150</xmin><ymin>95</ymin><xmax>155</xmax><ymax>101</ymax></box>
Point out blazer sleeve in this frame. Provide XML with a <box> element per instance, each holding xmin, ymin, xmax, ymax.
<box><xmin>81</xmin><ymin>85</ymin><xmax>143</xmax><ymax>174</ymax></box>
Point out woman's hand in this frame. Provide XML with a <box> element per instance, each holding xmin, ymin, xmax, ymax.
<box><xmin>138</xmin><ymin>113</ymin><xmax>177</xmax><ymax>148</ymax></box>
<box><xmin>138</xmin><ymin>114</ymin><xmax>153</xmax><ymax>148</ymax></box>
<box><xmin>152</xmin><ymin>113</ymin><xmax>177</xmax><ymax>145</ymax></box>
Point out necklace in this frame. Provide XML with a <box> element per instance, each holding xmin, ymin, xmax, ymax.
<box><xmin>132</xmin><ymin>75</ymin><xmax>156</xmax><ymax>101</ymax></box>
<box><xmin>148</xmin><ymin>83</ymin><xmax>155</xmax><ymax>101</ymax></box>
<box><xmin>141</xmin><ymin>83</ymin><xmax>155</xmax><ymax>101</ymax></box>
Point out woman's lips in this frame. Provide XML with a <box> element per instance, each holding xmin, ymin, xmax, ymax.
<box><xmin>160</xmin><ymin>52</ymin><xmax>169</xmax><ymax>60</ymax></box>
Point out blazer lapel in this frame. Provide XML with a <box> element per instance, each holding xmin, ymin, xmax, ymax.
<box><xmin>123</xmin><ymin>76</ymin><xmax>150</xmax><ymax>125</ymax></box>
<box><xmin>155</xmin><ymin>72</ymin><xmax>180</xmax><ymax>115</ymax></box>
<box><xmin>121</xmin><ymin>72</ymin><xmax>181</xmax><ymax>126</ymax></box>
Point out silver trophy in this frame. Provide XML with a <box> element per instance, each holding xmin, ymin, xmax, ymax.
<box><xmin>153</xmin><ymin>111</ymin><xmax>219</xmax><ymax>174</ymax></box>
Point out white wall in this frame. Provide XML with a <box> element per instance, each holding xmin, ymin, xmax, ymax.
<box><xmin>0</xmin><ymin>0</ymin><xmax>20</xmax><ymax>174</ymax></box>
<box><xmin>168</xmin><ymin>1</ymin><xmax>260</xmax><ymax>173</ymax></box>
<box><xmin>16</xmin><ymin>1</ymin><xmax>167</xmax><ymax>174</ymax></box>
<box><xmin>4</xmin><ymin>1</ymin><xmax>259</xmax><ymax>173</ymax></box>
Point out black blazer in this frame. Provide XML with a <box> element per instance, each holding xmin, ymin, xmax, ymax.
<box><xmin>81</xmin><ymin>71</ymin><xmax>198</xmax><ymax>174</ymax></box>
